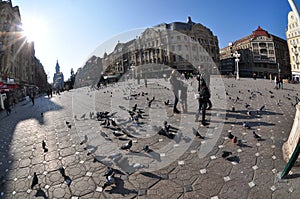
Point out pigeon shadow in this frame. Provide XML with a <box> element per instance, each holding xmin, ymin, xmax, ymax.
<box><xmin>237</xmin><ymin>141</ymin><xmax>253</xmax><ymax>148</ymax></box>
<box><xmin>128</xmin><ymin>151</ymin><xmax>162</xmax><ymax>162</ymax></box>
<box><xmin>140</xmin><ymin>172</ymin><xmax>162</xmax><ymax>180</ymax></box>
<box><xmin>226</xmin><ymin>156</ymin><xmax>240</xmax><ymax>163</ymax></box>
<box><xmin>35</xmin><ymin>188</ymin><xmax>48</xmax><ymax>199</ymax></box>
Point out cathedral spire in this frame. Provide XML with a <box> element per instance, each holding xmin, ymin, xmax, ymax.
<box><xmin>55</xmin><ymin>60</ymin><xmax>60</xmax><ymax>74</ymax></box>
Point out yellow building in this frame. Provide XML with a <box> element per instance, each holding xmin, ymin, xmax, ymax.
<box><xmin>286</xmin><ymin>11</ymin><xmax>300</xmax><ymax>81</ymax></box>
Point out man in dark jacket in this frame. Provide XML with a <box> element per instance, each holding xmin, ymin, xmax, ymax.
<box><xmin>195</xmin><ymin>81</ymin><xmax>210</xmax><ymax>126</ymax></box>
<box><xmin>4</xmin><ymin>97</ymin><xmax>11</xmax><ymax>116</ymax></box>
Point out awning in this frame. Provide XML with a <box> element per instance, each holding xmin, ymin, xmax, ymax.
<box><xmin>0</xmin><ymin>82</ymin><xmax>18</xmax><ymax>92</ymax></box>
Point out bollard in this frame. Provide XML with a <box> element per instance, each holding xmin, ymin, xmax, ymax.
<box><xmin>280</xmin><ymin>138</ymin><xmax>300</xmax><ymax>179</ymax></box>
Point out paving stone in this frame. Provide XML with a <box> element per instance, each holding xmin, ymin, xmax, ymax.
<box><xmin>1</xmin><ymin>78</ymin><xmax>300</xmax><ymax>198</ymax></box>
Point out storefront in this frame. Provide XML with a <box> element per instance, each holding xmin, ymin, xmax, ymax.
<box><xmin>0</xmin><ymin>81</ymin><xmax>19</xmax><ymax>110</ymax></box>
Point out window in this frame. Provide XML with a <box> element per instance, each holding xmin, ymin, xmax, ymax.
<box><xmin>177</xmin><ymin>35</ymin><xmax>181</xmax><ymax>41</ymax></box>
<box><xmin>178</xmin><ymin>45</ymin><xmax>182</xmax><ymax>51</ymax></box>
<box><xmin>186</xmin><ymin>54</ymin><xmax>189</xmax><ymax>60</ymax></box>
<box><xmin>259</xmin><ymin>43</ymin><xmax>266</xmax><ymax>48</ymax></box>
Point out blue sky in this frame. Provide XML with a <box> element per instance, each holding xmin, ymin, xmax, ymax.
<box><xmin>12</xmin><ymin>0</ymin><xmax>297</xmax><ymax>83</ymax></box>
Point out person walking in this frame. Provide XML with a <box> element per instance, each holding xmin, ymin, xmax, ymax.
<box><xmin>180</xmin><ymin>74</ymin><xmax>188</xmax><ymax>113</ymax></box>
<box><xmin>30</xmin><ymin>90</ymin><xmax>35</xmax><ymax>105</ymax></box>
<box><xmin>195</xmin><ymin>81</ymin><xmax>210</xmax><ymax>126</ymax></box>
<box><xmin>198</xmin><ymin>65</ymin><xmax>212</xmax><ymax>110</ymax></box>
<box><xmin>169</xmin><ymin>70</ymin><xmax>182</xmax><ymax>114</ymax></box>
<box><xmin>4</xmin><ymin>96</ymin><xmax>11</xmax><ymax>116</ymax></box>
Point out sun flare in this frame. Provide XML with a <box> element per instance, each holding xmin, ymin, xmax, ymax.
<box><xmin>22</xmin><ymin>17</ymin><xmax>47</xmax><ymax>43</ymax></box>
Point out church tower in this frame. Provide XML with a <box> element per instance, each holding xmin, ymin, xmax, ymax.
<box><xmin>53</xmin><ymin>60</ymin><xmax>64</xmax><ymax>90</ymax></box>
<box><xmin>55</xmin><ymin>60</ymin><xmax>60</xmax><ymax>74</ymax></box>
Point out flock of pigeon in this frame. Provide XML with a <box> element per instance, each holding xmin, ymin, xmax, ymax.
<box><xmin>58</xmin><ymin>86</ymin><xmax>188</xmax><ymax>192</ymax></box>
<box><xmin>29</xmin><ymin>80</ymin><xmax>300</xmax><ymax>196</ymax></box>
<box><xmin>215</xmin><ymin>83</ymin><xmax>300</xmax><ymax>164</ymax></box>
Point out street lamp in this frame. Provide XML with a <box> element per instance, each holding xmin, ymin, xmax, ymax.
<box><xmin>233</xmin><ymin>51</ymin><xmax>241</xmax><ymax>80</ymax></box>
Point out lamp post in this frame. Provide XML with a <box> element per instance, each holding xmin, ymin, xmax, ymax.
<box><xmin>233</xmin><ymin>51</ymin><xmax>241</xmax><ymax>80</ymax></box>
<box><xmin>294</xmin><ymin>43</ymin><xmax>299</xmax><ymax>81</ymax></box>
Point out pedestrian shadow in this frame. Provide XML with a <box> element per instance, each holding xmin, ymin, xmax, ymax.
<box><xmin>105</xmin><ymin>177</ymin><xmax>138</xmax><ymax>196</ymax></box>
<box><xmin>282</xmin><ymin>173</ymin><xmax>300</xmax><ymax>179</ymax></box>
<box><xmin>0</xmin><ymin>95</ymin><xmax>63</xmax><ymax>196</ymax></box>
<box><xmin>35</xmin><ymin>188</ymin><xmax>48</xmax><ymax>199</ymax></box>
<box><xmin>140</xmin><ymin>172</ymin><xmax>161</xmax><ymax>179</ymax></box>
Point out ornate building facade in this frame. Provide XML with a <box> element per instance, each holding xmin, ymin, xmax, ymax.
<box><xmin>0</xmin><ymin>0</ymin><xmax>48</xmax><ymax>94</ymax></box>
<box><xmin>286</xmin><ymin>10</ymin><xmax>300</xmax><ymax>81</ymax></box>
<box><xmin>220</xmin><ymin>26</ymin><xmax>291</xmax><ymax>78</ymax></box>
<box><xmin>101</xmin><ymin>17</ymin><xmax>219</xmax><ymax>78</ymax></box>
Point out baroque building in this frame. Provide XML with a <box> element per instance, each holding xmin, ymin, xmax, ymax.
<box><xmin>0</xmin><ymin>0</ymin><xmax>48</xmax><ymax>96</ymax></box>
<box><xmin>220</xmin><ymin>26</ymin><xmax>291</xmax><ymax>79</ymax></box>
<box><xmin>74</xmin><ymin>17</ymin><xmax>219</xmax><ymax>88</ymax></box>
<box><xmin>101</xmin><ymin>17</ymin><xmax>219</xmax><ymax>79</ymax></box>
<box><xmin>286</xmin><ymin>10</ymin><xmax>300</xmax><ymax>81</ymax></box>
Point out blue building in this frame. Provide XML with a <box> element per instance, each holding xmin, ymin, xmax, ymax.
<box><xmin>53</xmin><ymin>60</ymin><xmax>64</xmax><ymax>90</ymax></box>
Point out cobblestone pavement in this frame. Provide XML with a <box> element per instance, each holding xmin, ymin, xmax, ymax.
<box><xmin>1</xmin><ymin>77</ymin><xmax>300</xmax><ymax>199</ymax></box>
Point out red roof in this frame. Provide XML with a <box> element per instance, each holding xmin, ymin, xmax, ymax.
<box><xmin>252</xmin><ymin>26</ymin><xmax>269</xmax><ymax>38</ymax></box>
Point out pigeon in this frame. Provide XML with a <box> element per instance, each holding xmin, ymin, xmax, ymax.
<box><xmin>42</xmin><ymin>140</ymin><xmax>46</xmax><ymax>150</ymax></box>
<box><xmin>269</xmin><ymin>90</ymin><xmax>273</xmax><ymax>94</ymax></box>
<box><xmin>42</xmin><ymin>140</ymin><xmax>48</xmax><ymax>152</ymax></box>
<box><xmin>89</xmin><ymin>112</ymin><xmax>94</xmax><ymax>119</ymax></box>
<box><xmin>227</xmin><ymin>132</ymin><xmax>234</xmax><ymax>139</ymax></box>
<box><xmin>164</xmin><ymin>100</ymin><xmax>170</xmax><ymax>105</ymax></box>
<box><xmin>232</xmin><ymin>136</ymin><xmax>238</xmax><ymax>144</ymax></box>
<box><xmin>87</xmin><ymin>146</ymin><xmax>98</xmax><ymax>156</ymax></box>
<box><xmin>102</xmin><ymin>173</ymin><xmax>115</xmax><ymax>190</ymax></box>
<box><xmin>259</xmin><ymin>105</ymin><xmax>265</xmax><ymax>111</ymax></box>
<box><xmin>253</xmin><ymin>131</ymin><xmax>261</xmax><ymax>140</ymax></box>
<box><xmin>231</xmin><ymin>106</ymin><xmax>235</xmax><ymax>112</ymax></box>
<box><xmin>132</xmin><ymin>104</ymin><xmax>138</xmax><ymax>112</ymax></box>
<box><xmin>143</xmin><ymin>145</ymin><xmax>152</xmax><ymax>153</ymax></box>
<box><xmin>113</xmin><ymin>131</ymin><xmax>124</xmax><ymax>137</ymax></box>
<box><xmin>100</xmin><ymin>120</ymin><xmax>107</xmax><ymax>126</ymax></box>
<box><xmin>59</xmin><ymin>167</ymin><xmax>66</xmax><ymax>177</ymax></box>
<box><xmin>80</xmin><ymin>113</ymin><xmax>86</xmax><ymax>119</ymax></box>
<box><xmin>245</xmin><ymin>103</ymin><xmax>250</xmax><ymax>109</ymax></box>
<box><xmin>66</xmin><ymin>121</ymin><xmax>70</xmax><ymax>125</ymax></box>
<box><xmin>192</xmin><ymin>127</ymin><xmax>204</xmax><ymax>139</ymax></box>
<box><xmin>31</xmin><ymin>172</ymin><xmax>38</xmax><ymax>189</ymax></box>
<box><xmin>111</xmin><ymin>119</ymin><xmax>117</xmax><ymax>127</ymax></box>
<box><xmin>120</xmin><ymin>140</ymin><xmax>133</xmax><ymax>150</ymax></box>
<box><xmin>100</xmin><ymin>131</ymin><xmax>112</xmax><ymax>142</ymax></box>
<box><xmin>103</xmin><ymin>167</ymin><xmax>114</xmax><ymax>177</ymax></box>
<box><xmin>222</xmin><ymin>151</ymin><xmax>232</xmax><ymax>158</ymax></box>
<box><xmin>80</xmin><ymin>135</ymin><xmax>88</xmax><ymax>145</ymax></box>
<box><xmin>64</xmin><ymin>175</ymin><xmax>72</xmax><ymax>186</ymax></box>
<box><xmin>277</xmin><ymin>100</ymin><xmax>281</xmax><ymax>106</ymax></box>
<box><xmin>147</xmin><ymin>97</ymin><xmax>155</xmax><ymax>107</ymax></box>
<box><xmin>242</xmin><ymin>122</ymin><xmax>250</xmax><ymax>129</ymax></box>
